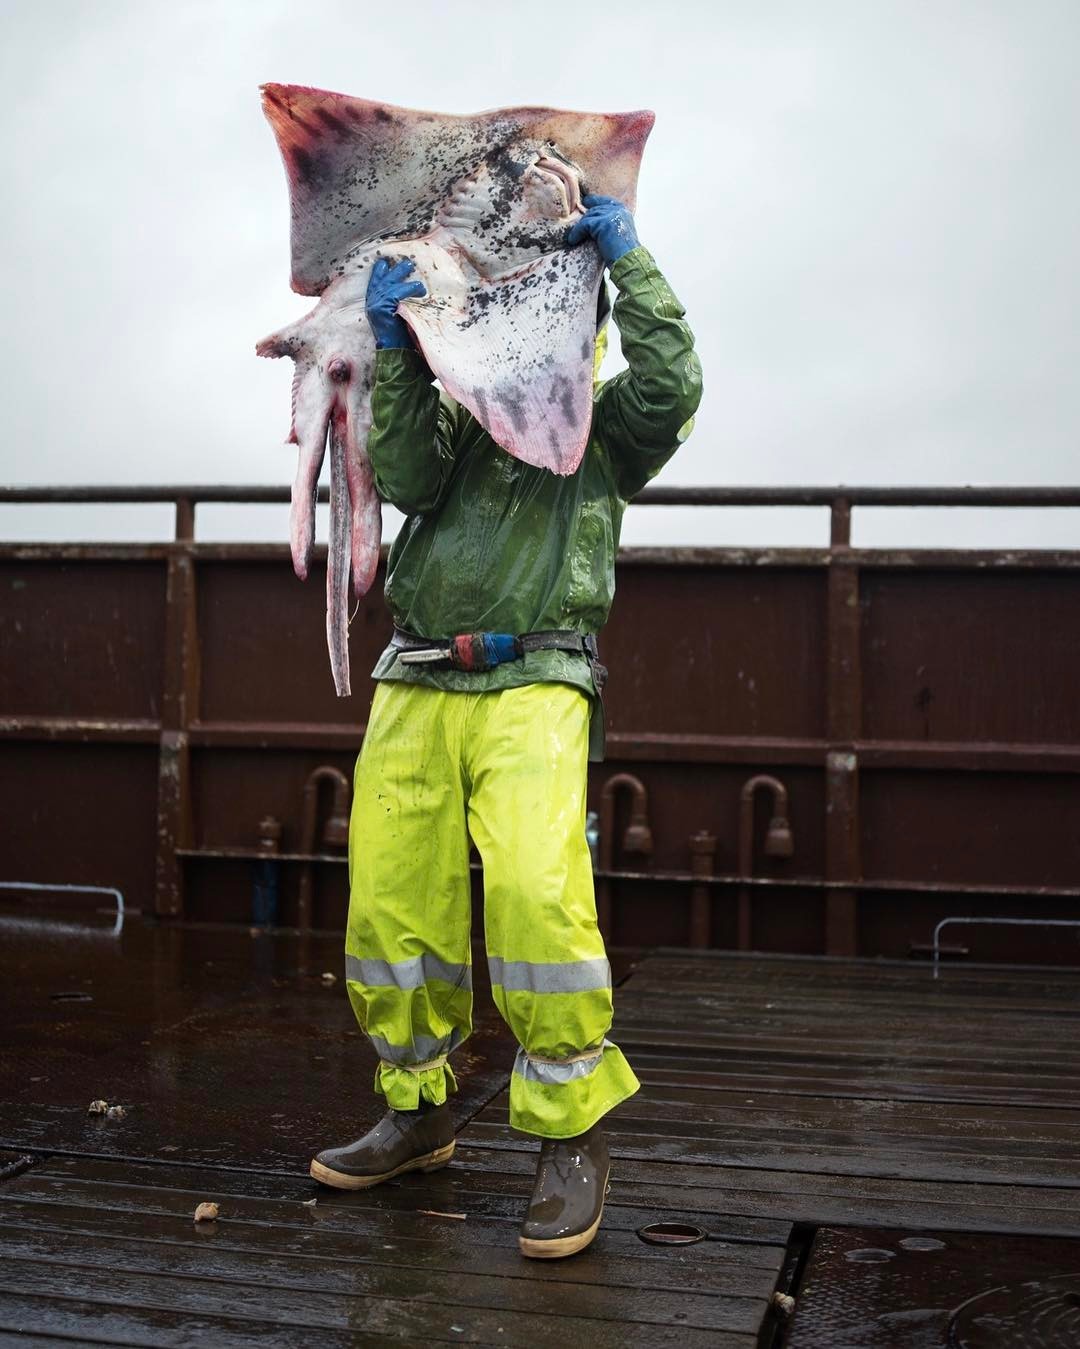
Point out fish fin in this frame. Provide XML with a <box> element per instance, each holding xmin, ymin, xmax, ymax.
<box><xmin>260</xmin><ymin>84</ymin><xmax>654</xmax><ymax>296</ymax></box>
<box><xmin>403</xmin><ymin>245</ymin><xmax>606</xmax><ymax>475</ymax></box>
<box><xmin>256</xmin><ymin>318</ymin><xmax>307</xmax><ymax>445</ymax></box>
<box><xmin>260</xmin><ymin>84</ymin><xmax>480</xmax><ymax>296</ymax></box>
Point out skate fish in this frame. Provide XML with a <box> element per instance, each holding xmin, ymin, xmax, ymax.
<box><xmin>256</xmin><ymin>84</ymin><xmax>653</xmax><ymax>694</ymax></box>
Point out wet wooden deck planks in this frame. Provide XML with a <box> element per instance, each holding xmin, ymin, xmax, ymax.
<box><xmin>467</xmin><ymin>950</ymin><xmax>1080</xmax><ymax>1237</ymax></box>
<box><xmin>0</xmin><ymin>927</ymin><xmax>787</xmax><ymax>1345</ymax></box>
<box><xmin>2</xmin><ymin>933</ymin><xmax>1078</xmax><ymax>1344</ymax></box>
<box><xmin>0</xmin><ymin>1152</ymin><xmax>781</xmax><ymax>1346</ymax></box>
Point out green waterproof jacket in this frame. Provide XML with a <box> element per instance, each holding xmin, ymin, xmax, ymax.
<box><xmin>367</xmin><ymin>244</ymin><xmax>703</xmax><ymax>759</ymax></box>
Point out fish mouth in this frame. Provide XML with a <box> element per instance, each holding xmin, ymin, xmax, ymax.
<box><xmin>533</xmin><ymin>154</ymin><xmax>583</xmax><ymax>218</ymax></box>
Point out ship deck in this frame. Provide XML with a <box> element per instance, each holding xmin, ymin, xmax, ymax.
<box><xmin>2</xmin><ymin>910</ymin><xmax>1079</xmax><ymax>1346</ymax></box>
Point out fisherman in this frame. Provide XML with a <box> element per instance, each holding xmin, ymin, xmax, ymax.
<box><xmin>311</xmin><ymin>194</ymin><xmax>702</xmax><ymax>1259</ymax></box>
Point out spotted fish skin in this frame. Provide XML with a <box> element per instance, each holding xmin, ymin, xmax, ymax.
<box><xmin>256</xmin><ymin>85</ymin><xmax>653</xmax><ymax>696</ymax></box>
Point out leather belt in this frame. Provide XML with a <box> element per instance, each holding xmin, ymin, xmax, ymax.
<box><xmin>391</xmin><ymin>626</ymin><xmax>606</xmax><ymax>687</ymax></box>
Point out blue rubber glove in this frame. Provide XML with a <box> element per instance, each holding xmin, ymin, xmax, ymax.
<box><xmin>366</xmin><ymin>257</ymin><xmax>427</xmax><ymax>350</ymax></box>
<box><xmin>565</xmin><ymin>194</ymin><xmax>640</xmax><ymax>266</ymax></box>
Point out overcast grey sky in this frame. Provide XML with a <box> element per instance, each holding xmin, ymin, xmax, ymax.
<box><xmin>1</xmin><ymin>0</ymin><xmax>1078</xmax><ymax>548</ymax></box>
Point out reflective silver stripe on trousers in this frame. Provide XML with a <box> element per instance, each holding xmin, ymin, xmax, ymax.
<box><xmin>369</xmin><ymin>1027</ymin><xmax>467</xmax><ymax>1067</ymax></box>
<box><xmin>345</xmin><ymin>953</ymin><xmax>472</xmax><ymax>992</ymax></box>
<box><xmin>512</xmin><ymin>1039</ymin><xmax>612</xmax><ymax>1085</ymax></box>
<box><xmin>487</xmin><ymin>956</ymin><xmax>611</xmax><ymax>994</ymax></box>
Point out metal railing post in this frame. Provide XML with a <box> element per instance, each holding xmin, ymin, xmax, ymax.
<box><xmin>824</xmin><ymin>494</ymin><xmax>862</xmax><ymax>955</ymax></box>
<box><xmin>155</xmin><ymin>492</ymin><xmax>200</xmax><ymax>915</ymax></box>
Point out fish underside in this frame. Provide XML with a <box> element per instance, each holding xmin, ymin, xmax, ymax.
<box><xmin>257</xmin><ymin>85</ymin><xmax>653</xmax><ymax>694</ymax></box>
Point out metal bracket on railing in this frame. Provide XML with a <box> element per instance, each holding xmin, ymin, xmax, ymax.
<box><xmin>0</xmin><ymin>881</ymin><xmax>126</xmax><ymax>937</ymax></box>
<box><xmin>932</xmin><ymin>915</ymin><xmax>1080</xmax><ymax>979</ymax></box>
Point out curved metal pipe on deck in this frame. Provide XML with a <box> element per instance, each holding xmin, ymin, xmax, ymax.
<box><xmin>596</xmin><ymin>772</ymin><xmax>654</xmax><ymax>938</ymax></box>
<box><xmin>297</xmin><ymin>766</ymin><xmax>351</xmax><ymax>929</ymax></box>
<box><xmin>736</xmin><ymin>775</ymin><xmax>795</xmax><ymax>951</ymax></box>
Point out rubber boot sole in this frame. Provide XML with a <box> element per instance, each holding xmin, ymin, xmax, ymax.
<box><xmin>309</xmin><ymin>1140</ymin><xmax>455</xmax><ymax>1190</ymax></box>
<box><xmin>518</xmin><ymin>1168</ymin><xmax>611</xmax><ymax>1259</ymax></box>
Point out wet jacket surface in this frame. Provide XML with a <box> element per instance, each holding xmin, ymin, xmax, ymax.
<box><xmin>367</xmin><ymin>244</ymin><xmax>703</xmax><ymax>746</ymax></box>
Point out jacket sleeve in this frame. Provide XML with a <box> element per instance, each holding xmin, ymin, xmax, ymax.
<box><xmin>366</xmin><ymin>348</ymin><xmax>462</xmax><ymax>515</ymax></box>
<box><xmin>591</xmin><ymin>246</ymin><xmax>703</xmax><ymax>501</ymax></box>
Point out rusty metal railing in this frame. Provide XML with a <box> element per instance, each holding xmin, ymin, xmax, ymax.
<box><xmin>3</xmin><ymin>484</ymin><xmax>1078</xmax><ymax>948</ymax></box>
<box><xmin>4</xmin><ymin>483</ymin><xmax>1080</xmax><ymax>547</ymax></box>
<box><xmin>931</xmin><ymin>916</ymin><xmax>1080</xmax><ymax>978</ymax></box>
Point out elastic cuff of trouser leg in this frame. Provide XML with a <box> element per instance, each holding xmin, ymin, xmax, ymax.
<box><xmin>508</xmin><ymin>1041</ymin><xmax>640</xmax><ymax>1139</ymax></box>
<box><xmin>374</xmin><ymin>1059</ymin><xmax>459</xmax><ymax>1110</ymax></box>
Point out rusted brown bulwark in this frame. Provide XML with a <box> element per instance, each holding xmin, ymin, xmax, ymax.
<box><xmin>2</xmin><ymin>486</ymin><xmax>1078</xmax><ymax>963</ymax></box>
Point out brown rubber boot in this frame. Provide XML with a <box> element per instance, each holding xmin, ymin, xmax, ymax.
<box><xmin>518</xmin><ymin>1122</ymin><xmax>611</xmax><ymax>1258</ymax></box>
<box><xmin>310</xmin><ymin>1104</ymin><xmax>455</xmax><ymax>1190</ymax></box>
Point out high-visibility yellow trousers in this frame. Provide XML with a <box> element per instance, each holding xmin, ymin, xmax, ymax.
<box><xmin>345</xmin><ymin>680</ymin><xmax>640</xmax><ymax>1138</ymax></box>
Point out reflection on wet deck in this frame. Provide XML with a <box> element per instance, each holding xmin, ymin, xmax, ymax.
<box><xmin>1</xmin><ymin>909</ymin><xmax>1078</xmax><ymax>1345</ymax></box>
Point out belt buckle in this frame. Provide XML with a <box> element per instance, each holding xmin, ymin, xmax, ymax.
<box><xmin>396</xmin><ymin>645</ymin><xmax>451</xmax><ymax>665</ymax></box>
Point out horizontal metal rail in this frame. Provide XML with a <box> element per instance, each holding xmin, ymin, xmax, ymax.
<box><xmin>175</xmin><ymin>846</ymin><xmax>1080</xmax><ymax>901</ymax></box>
<box><xmin>932</xmin><ymin>916</ymin><xmax>1080</xmax><ymax>978</ymax></box>
<box><xmin>637</xmin><ymin>486</ymin><xmax>1080</xmax><ymax>507</ymax></box>
<box><xmin>6</xmin><ymin>486</ymin><xmax>1078</xmax><ymax>557</ymax></box>
<box><xmin>0</xmin><ymin>880</ymin><xmax>125</xmax><ymax>937</ymax></box>
<box><xmin>4</xmin><ymin>484</ymin><xmax>1080</xmax><ymax>506</ymax></box>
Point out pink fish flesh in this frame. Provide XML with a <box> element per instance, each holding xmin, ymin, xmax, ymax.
<box><xmin>256</xmin><ymin>85</ymin><xmax>653</xmax><ymax>695</ymax></box>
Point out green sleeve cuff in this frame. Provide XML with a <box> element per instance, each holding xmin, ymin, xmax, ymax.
<box><xmin>608</xmin><ymin>244</ymin><xmax>657</xmax><ymax>290</ymax></box>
